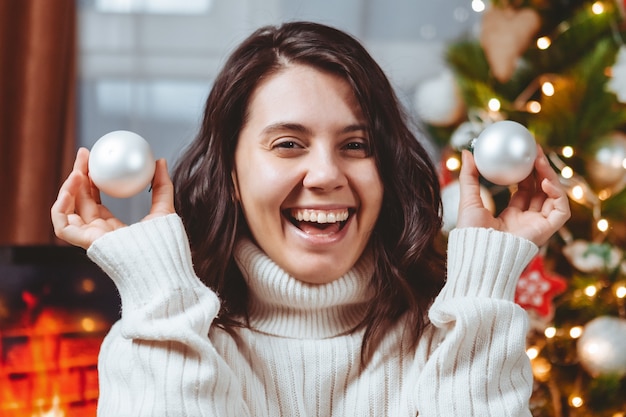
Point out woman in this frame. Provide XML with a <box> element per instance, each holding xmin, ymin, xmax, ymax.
<box><xmin>51</xmin><ymin>21</ymin><xmax>570</xmax><ymax>416</ymax></box>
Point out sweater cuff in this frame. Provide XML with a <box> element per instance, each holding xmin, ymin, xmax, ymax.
<box><xmin>87</xmin><ymin>214</ymin><xmax>205</xmax><ymax>311</ymax></box>
<box><xmin>442</xmin><ymin>227</ymin><xmax>538</xmax><ymax>301</ymax></box>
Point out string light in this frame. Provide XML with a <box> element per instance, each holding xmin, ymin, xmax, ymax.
<box><xmin>569</xmin><ymin>395</ymin><xmax>584</xmax><ymax>408</ymax></box>
<box><xmin>616</xmin><ymin>285</ymin><xmax>626</xmax><ymax>299</ymax></box>
<box><xmin>537</xmin><ymin>36</ymin><xmax>552</xmax><ymax>50</ymax></box>
<box><xmin>569</xmin><ymin>326</ymin><xmax>583</xmax><ymax>339</ymax></box>
<box><xmin>487</xmin><ymin>98</ymin><xmax>501</xmax><ymax>111</ymax></box>
<box><xmin>591</xmin><ymin>1</ymin><xmax>605</xmax><ymax>14</ymax></box>
<box><xmin>584</xmin><ymin>285</ymin><xmax>598</xmax><ymax>297</ymax></box>
<box><xmin>597</xmin><ymin>218</ymin><xmax>609</xmax><ymax>232</ymax></box>
<box><xmin>572</xmin><ymin>185</ymin><xmax>585</xmax><ymax>201</ymax></box>
<box><xmin>526</xmin><ymin>101</ymin><xmax>541</xmax><ymax>113</ymax></box>
<box><xmin>471</xmin><ymin>0</ymin><xmax>486</xmax><ymax>12</ymax></box>
<box><xmin>526</xmin><ymin>346</ymin><xmax>540</xmax><ymax>359</ymax></box>
<box><xmin>445</xmin><ymin>156</ymin><xmax>461</xmax><ymax>171</ymax></box>
<box><xmin>561</xmin><ymin>166</ymin><xmax>574</xmax><ymax>179</ymax></box>
<box><xmin>545</xmin><ymin>327</ymin><xmax>557</xmax><ymax>338</ymax></box>
<box><xmin>541</xmin><ymin>81</ymin><xmax>555</xmax><ymax>96</ymax></box>
<box><xmin>598</xmin><ymin>189</ymin><xmax>612</xmax><ymax>201</ymax></box>
<box><xmin>562</xmin><ymin>146</ymin><xmax>574</xmax><ymax>158</ymax></box>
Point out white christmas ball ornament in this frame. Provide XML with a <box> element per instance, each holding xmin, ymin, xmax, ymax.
<box><xmin>88</xmin><ymin>130</ymin><xmax>156</xmax><ymax>198</ymax></box>
<box><xmin>577</xmin><ymin>316</ymin><xmax>626</xmax><ymax>378</ymax></box>
<box><xmin>472</xmin><ymin>120</ymin><xmax>537</xmax><ymax>186</ymax></box>
<box><xmin>585</xmin><ymin>131</ymin><xmax>626</xmax><ymax>196</ymax></box>
<box><xmin>414</xmin><ymin>70</ymin><xmax>465</xmax><ymax>127</ymax></box>
<box><xmin>441</xmin><ymin>180</ymin><xmax>495</xmax><ymax>233</ymax></box>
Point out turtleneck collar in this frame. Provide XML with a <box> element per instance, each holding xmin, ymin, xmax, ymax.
<box><xmin>233</xmin><ymin>238</ymin><xmax>375</xmax><ymax>339</ymax></box>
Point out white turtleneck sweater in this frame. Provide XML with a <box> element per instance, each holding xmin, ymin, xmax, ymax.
<box><xmin>87</xmin><ymin>214</ymin><xmax>538</xmax><ymax>417</ymax></box>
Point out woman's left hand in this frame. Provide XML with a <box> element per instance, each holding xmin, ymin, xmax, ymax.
<box><xmin>456</xmin><ymin>145</ymin><xmax>571</xmax><ymax>247</ymax></box>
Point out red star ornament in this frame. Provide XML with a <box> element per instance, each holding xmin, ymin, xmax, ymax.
<box><xmin>515</xmin><ymin>255</ymin><xmax>567</xmax><ymax>317</ymax></box>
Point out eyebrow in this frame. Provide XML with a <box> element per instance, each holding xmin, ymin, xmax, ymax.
<box><xmin>261</xmin><ymin>122</ymin><xmax>369</xmax><ymax>136</ymax></box>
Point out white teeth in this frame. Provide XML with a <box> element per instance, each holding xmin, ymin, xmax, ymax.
<box><xmin>291</xmin><ymin>209</ymin><xmax>349</xmax><ymax>224</ymax></box>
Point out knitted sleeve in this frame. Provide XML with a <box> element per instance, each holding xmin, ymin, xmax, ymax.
<box><xmin>416</xmin><ymin>227</ymin><xmax>538</xmax><ymax>417</ymax></box>
<box><xmin>87</xmin><ymin>214</ymin><xmax>250</xmax><ymax>417</ymax></box>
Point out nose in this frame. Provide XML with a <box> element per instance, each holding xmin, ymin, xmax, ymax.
<box><xmin>302</xmin><ymin>148</ymin><xmax>347</xmax><ymax>192</ymax></box>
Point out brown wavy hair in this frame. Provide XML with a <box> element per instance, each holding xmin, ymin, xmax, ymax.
<box><xmin>172</xmin><ymin>21</ymin><xmax>445</xmax><ymax>364</ymax></box>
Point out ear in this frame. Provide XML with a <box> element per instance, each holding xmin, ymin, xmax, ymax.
<box><xmin>231</xmin><ymin>168</ymin><xmax>241</xmax><ymax>202</ymax></box>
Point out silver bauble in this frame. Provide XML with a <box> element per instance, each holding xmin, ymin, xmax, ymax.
<box><xmin>414</xmin><ymin>70</ymin><xmax>465</xmax><ymax>127</ymax></box>
<box><xmin>441</xmin><ymin>180</ymin><xmax>495</xmax><ymax>233</ymax></box>
<box><xmin>473</xmin><ymin>120</ymin><xmax>537</xmax><ymax>186</ymax></box>
<box><xmin>88</xmin><ymin>130</ymin><xmax>156</xmax><ymax>198</ymax></box>
<box><xmin>577</xmin><ymin>316</ymin><xmax>626</xmax><ymax>378</ymax></box>
<box><xmin>585</xmin><ymin>132</ymin><xmax>626</xmax><ymax>196</ymax></box>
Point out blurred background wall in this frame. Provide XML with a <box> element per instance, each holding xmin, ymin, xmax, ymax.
<box><xmin>77</xmin><ymin>0</ymin><xmax>482</xmax><ymax>224</ymax></box>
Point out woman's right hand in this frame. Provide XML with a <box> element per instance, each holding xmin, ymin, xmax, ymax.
<box><xmin>51</xmin><ymin>147</ymin><xmax>175</xmax><ymax>249</ymax></box>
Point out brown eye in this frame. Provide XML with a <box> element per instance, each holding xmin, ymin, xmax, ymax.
<box><xmin>275</xmin><ymin>141</ymin><xmax>299</xmax><ymax>149</ymax></box>
<box><xmin>342</xmin><ymin>140</ymin><xmax>370</xmax><ymax>156</ymax></box>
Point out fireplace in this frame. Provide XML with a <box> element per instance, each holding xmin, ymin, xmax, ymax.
<box><xmin>0</xmin><ymin>246</ymin><xmax>119</xmax><ymax>416</ymax></box>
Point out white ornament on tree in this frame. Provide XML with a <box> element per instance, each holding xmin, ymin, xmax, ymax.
<box><xmin>414</xmin><ymin>70</ymin><xmax>465</xmax><ymax>127</ymax></box>
<box><xmin>585</xmin><ymin>131</ymin><xmax>626</xmax><ymax>196</ymax></box>
<box><xmin>472</xmin><ymin>120</ymin><xmax>537</xmax><ymax>186</ymax></box>
<box><xmin>88</xmin><ymin>130</ymin><xmax>156</xmax><ymax>198</ymax></box>
<box><xmin>607</xmin><ymin>45</ymin><xmax>626</xmax><ymax>103</ymax></box>
<box><xmin>441</xmin><ymin>180</ymin><xmax>495</xmax><ymax>233</ymax></box>
<box><xmin>577</xmin><ymin>316</ymin><xmax>626</xmax><ymax>378</ymax></box>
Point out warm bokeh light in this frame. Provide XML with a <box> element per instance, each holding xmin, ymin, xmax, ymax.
<box><xmin>597</xmin><ymin>218</ymin><xmax>609</xmax><ymax>232</ymax></box>
<box><xmin>570</xmin><ymin>395</ymin><xmax>584</xmax><ymax>408</ymax></box>
<box><xmin>545</xmin><ymin>327</ymin><xmax>557</xmax><ymax>338</ymax></box>
<box><xmin>471</xmin><ymin>0</ymin><xmax>486</xmax><ymax>12</ymax></box>
<box><xmin>488</xmin><ymin>98</ymin><xmax>501</xmax><ymax>111</ymax></box>
<box><xmin>591</xmin><ymin>1</ymin><xmax>605</xmax><ymax>14</ymax></box>
<box><xmin>561</xmin><ymin>166</ymin><xmax>573</xmax><ymax>179</ymax></box>
<box><xmin>572</xmin><ymin>185</ymin><xmax>584</xmax><ymax>200</ymax></box>
<box><xmin>569</xmin><ymin>326</ymin><xmax>583</xmax><ymax>339</ymax></box>
<box><xmin>541</xmin><ymin>82</ymin><xmax>555</xmax><ymax>96</ymax></box>
<box><xmin>537</xmin><ymin>36</ymin><xmax>551</xmax><ymax>49</ymax></box>
<box><xmin>81</xmin><ymin>317</ymin><xmax>97</xmax><ymax>332</ymax></box>
<box><xmin>562</xmin><ymin>146</ymin><xmax>574</xmax><ymax>158</ymax></box>
<box><xmin>526</xmin><ymin>100</ymin><xmax>541</xmax><ymax>113</ymax></box>
<box><xmin>584</xmin><ymin>285</ymin><xmax>598</xmax><ymax>297</ymax></box>
<box><xmin>526</xmin><ymin>346</ymin><xmax>540</xmax><ymax>359</ymax></box>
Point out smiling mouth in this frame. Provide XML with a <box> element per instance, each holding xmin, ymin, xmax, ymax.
<box><xmin>286</xmin><ymin>208</ymin><xmax>352</xmax><ymax>235</ymax></box>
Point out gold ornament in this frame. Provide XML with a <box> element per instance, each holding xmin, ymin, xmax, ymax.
<box><xmin>480</xmin><ymin>6</ymin><xmax>541</xmax><ymax>83</ymax></box>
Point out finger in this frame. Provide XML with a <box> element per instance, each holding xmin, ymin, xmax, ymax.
<box><xmin>89</xmin><ymin>176</ymin><xmax>102</xmax><ymax>205</ymax></box>
<box><xmin>76</xmin><ymin>147</ymin><xmax>103</xmax><ymax>204</ymax></box>
<box><xmin>74</xmin><ymin>147</ymin><xmax>90</xmax><ymax>173</ymax></box>
<box><xmin>73</xmin><ymin>169</ymin><xmax>104</xmax><ymax>222</ymax></box>
<box><xmin>527</xmin><ymin>146</ymin><xmax>552</xmax><ymax>212</ymax></box>
<box><xmin>149</xmin><ymin>159</ymin><xmax>175</xmax><ymax>216</ymax></box>
<box><xmin>508</xmin><ymin>173</ymin><xmax>534</xmax><ymax>211</ymax></box>
<box><xmin>69</xmin><ymin>147</ymin><xmax>101</xmax><ymax>218</ymax></box>
<box><xmin>541</xmin><ymin>177</ymin><xmax>571</xmax><ymax>223</ymax></box>
<box><xmin>528</xmin><ymin>191</ymin><xmax>547</xmax><ymax>212</ymax></box>
<box><xmin>51</xmin><ymin>172</ymin><xmax>86</xmax><ymax>240</ymax></box>
<box><xmin>534</xmin><ymin>145</ymin><xmax>560</xmax><ymax>184</ymax></box>
<box><xmin>458</xmin><ymin>150</ymin><xmax>486</xmax><ymax>210</ymax></box>
<box><xmin>51</xmin><ymin>180</ymin><xmax>78</xmax><ymax>234</ymax></box>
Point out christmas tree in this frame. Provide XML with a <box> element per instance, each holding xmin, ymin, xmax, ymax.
<box><xmin>415</xmin><ymin>1</ymin><xmax>626</xmax><ymax>415</ymax></box>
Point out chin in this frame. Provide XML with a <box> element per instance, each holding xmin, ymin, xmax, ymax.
<box><xmin>287</xmin><ymin>264</ymin><xmax>348</xmax><ymax>285</ymax></box>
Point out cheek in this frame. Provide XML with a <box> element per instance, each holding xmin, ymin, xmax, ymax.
<box><xmin>358</xmin><ymin>165</ymin><xmax>384</xmax><ymax>213</ymax></box>
<box><xmin>236</xmin><ymin>164</ymin><xmax>294</xmax><ymax>221</ymax></box>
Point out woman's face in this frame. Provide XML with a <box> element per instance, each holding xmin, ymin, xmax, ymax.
<box><xmin>233</xmin><ymin>64</ymin><xmax>383</xmax><ymax>284</ymax></box>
